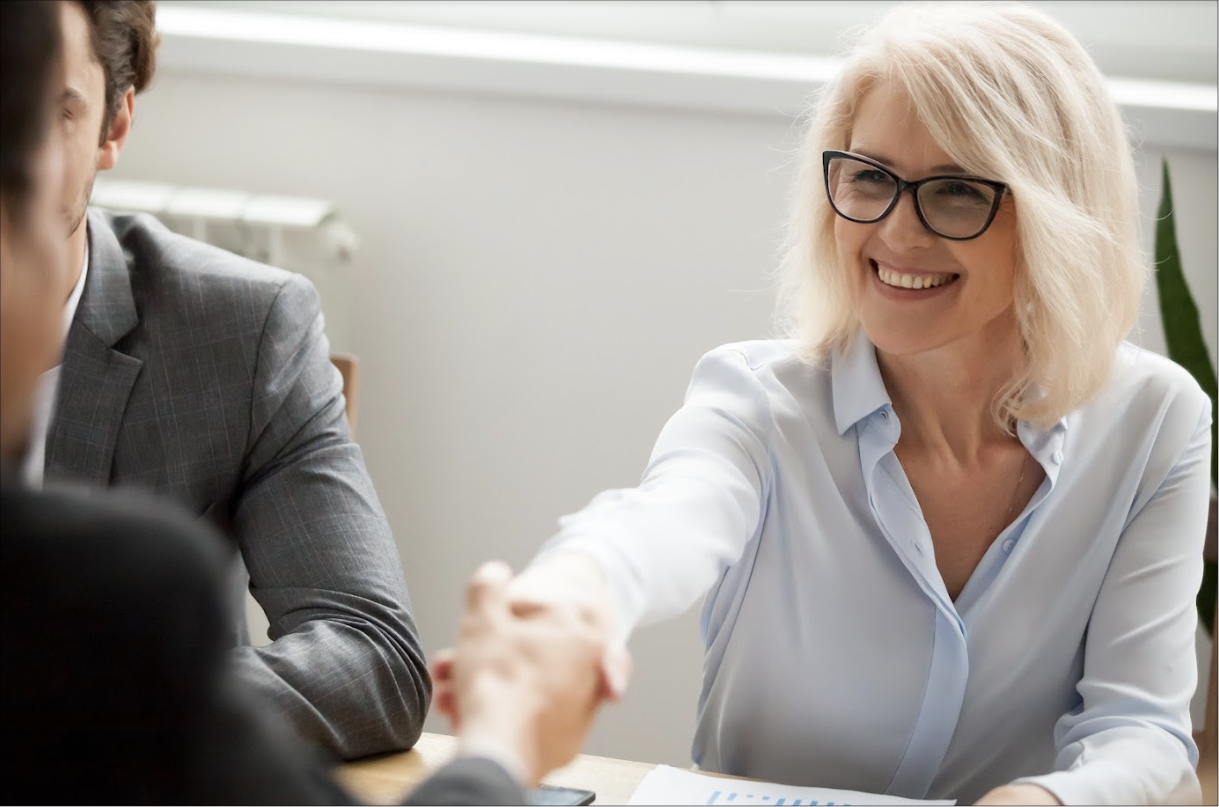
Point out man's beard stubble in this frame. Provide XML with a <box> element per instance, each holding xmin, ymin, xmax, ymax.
<box><xmin>66</xmin><ymin>170</ymin><xmax>95</xmax><ymax>240</ymax></box>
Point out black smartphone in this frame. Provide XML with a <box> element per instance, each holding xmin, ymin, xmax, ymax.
<box><xmin>529</xmin><ymin>783</ymin><xmax>596</xmax><ymax>805</ymax></box>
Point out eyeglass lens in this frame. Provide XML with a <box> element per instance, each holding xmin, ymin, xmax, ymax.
<box><xmin>826</xmin><ymin>155</ymin><xmax>998</xmax><ymax>239</ymax></box>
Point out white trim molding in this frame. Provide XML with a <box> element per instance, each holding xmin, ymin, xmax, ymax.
<box><xmin>157</xmin><ymin>5</ymin><xmax>1217</xmax><ymax>151</ymax></box>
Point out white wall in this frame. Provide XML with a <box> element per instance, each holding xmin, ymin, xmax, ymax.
<box><xmin>108</xmin><ymin>63</ymin><xmax>1217</xmax><ymax>767</ymax></box>
<box><xmin>167</xmin><ymin>0</ymin><xmax>1219</xmax><ymax>86</ymax></box>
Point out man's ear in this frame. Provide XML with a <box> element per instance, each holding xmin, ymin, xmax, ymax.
<box><xmin>96</xmin><ymin>86</ymin><xmax>135</xmax><ymax>172</ymax></box>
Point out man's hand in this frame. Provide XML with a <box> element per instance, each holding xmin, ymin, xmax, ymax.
<box><xmin>975</xmin><ymin>783</ymin><xmax>1061</xmax><ymax>805</ymax></box>
<box><xmin>431</xmin><ymin>560</ymin><xmax>623</xmax><ymax>786</ymax></box>
<box><xmin>504</xmin><ymin>552</ymin><xmax>632</xmax><ymax>701</ymax></box>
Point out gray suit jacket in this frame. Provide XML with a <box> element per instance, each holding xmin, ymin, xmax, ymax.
<box><xmin>45</xmin><ymin>208</ymin><xmax>431</xmax><ymax>760</ymax></box>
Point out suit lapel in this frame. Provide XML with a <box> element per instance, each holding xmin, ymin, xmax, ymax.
<box><xmin>44</xmin><ymin>210</ymin><xmax>143</xmax><ymax>488</ymax></box>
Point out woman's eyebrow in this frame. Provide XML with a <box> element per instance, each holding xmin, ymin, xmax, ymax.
<box><xmin>851</xmin><ymin>148</ymin><xmax>965</xmax><ymax>175</ymax></box>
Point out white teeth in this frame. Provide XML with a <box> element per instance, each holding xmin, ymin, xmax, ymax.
<box><xmin>877</xmin><ymin>265</ymin><xmax>955</xmax><ymax>290</ymax></box>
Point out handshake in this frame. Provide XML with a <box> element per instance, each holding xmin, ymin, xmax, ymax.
<box><xmin>430</xmin><ymin>554</ymin><xmax>634</xmax><ymax>787</ymax></box>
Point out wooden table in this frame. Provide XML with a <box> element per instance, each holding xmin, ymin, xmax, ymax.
<box><xmin>338</xmin><ymin>732</ymin><xmax>1219</xmax><ymax>806</ymax></box>
<box><xmin>336</xmin><ymin>732</ymin><xmax>654</xmax><ymax>805</ymax></box>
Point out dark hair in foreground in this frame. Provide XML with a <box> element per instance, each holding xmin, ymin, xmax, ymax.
<box><xmin>0</xmin><ymin>0</ymin><xmax>62</xmax><ymax>221</ymax></box>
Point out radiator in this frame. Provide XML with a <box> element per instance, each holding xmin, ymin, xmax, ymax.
<box><xmin>88</xmin><ymin>177</ymin><xmax>359</xmax><ymax>281</ymax></box>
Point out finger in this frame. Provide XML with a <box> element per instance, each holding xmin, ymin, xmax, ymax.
<box><xmin>434</xmin><ymin>687</ymin><xmax>456</xmax><ymax>720</ymax></box>
<box><xmin>504</xmin><ymin>571</ymin><xmax>552</xmax><ymax>615</ymax></box>
<box><xmin>465</xmin><ymin>560</ymin><xmax>514</xmax><ymax>612</ymax></box>
<box><xmin>507</xmin><ymin>597</ymin><xmax>548</xmax><ymax>619</ymax></box>
<box><xmin>598</xmin><ymin>644</ymin><xmax>633</xmax><ymax>702</ymax></box>
<box><xmin>430</xmin><ymin>648</ymin><xmax>456</xmax><ymax>683</ymax></box>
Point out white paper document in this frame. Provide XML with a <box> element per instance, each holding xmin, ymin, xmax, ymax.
<box><xmin>627</xmin><ymin>765</ymin><xmax>957</xmax><ymax>806</ymax></box>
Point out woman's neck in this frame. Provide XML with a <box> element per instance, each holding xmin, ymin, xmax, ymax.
<box><xmin>876</xmin><ymin>309</ymin><xmax>1024</xmax><ymax>462</ymax></box>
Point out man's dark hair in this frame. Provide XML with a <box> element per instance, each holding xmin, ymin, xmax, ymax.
<box><xmin>72</xmin><ymin>0</ymin><xmax>160</xmax><ymax>144</ymax></box>
<box><xmin>0</xmin><ymin>0</ymin><xmax>62</xmax><ymax>221</ymax></box>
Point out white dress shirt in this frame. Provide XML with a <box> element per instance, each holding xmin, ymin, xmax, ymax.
<box><xmin>543</xmin><ymin>334</ymin><xmax>1210</xmax><ymax>805</ymax></box>
<box><xmin>21</xmin><ymin>244</ymin><xmax>89</xmax><ymax>488</ymax></box>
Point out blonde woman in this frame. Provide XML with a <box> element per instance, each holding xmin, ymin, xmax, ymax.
<box><xmin>441</xmin><ymin>2</ymin><xmax>1211</xmax><ymax>803</ymax></box>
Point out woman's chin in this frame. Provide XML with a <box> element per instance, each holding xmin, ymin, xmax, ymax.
<box><xmin>860</xmin><ymin>321</ymin><xmax>952</xmax><ymax>358</ymax></box>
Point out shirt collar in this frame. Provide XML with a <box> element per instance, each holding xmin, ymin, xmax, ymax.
<box><xmin>831</xmin><ymin>332</ymin><xmax>892</xmax><ymax>436</ymax></box>
<box><xmin>830</xmin><ymin>330</ymin><xmax>1070</xmax><ymax>441</ymax></box>
<box><xmin>63</xmin><ymin>240</ymin><xmax>89</xmax><ymax>340</ymax></box>
<box><xmin>1016</xmin><ymin>396</ymin><xmax>1070</xmax><ymax>489</ymax></box>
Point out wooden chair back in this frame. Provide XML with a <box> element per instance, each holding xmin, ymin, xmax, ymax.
<box><xmin>330</xmin><ymin>353</ymin><xmax>359</xmax><ymax>438</ymax></box>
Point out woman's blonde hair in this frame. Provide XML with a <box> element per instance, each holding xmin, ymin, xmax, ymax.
<box><xmin>775</xmin><ymin>1</ymin><xmax>1145</xmax><ymax>429</ymax></box>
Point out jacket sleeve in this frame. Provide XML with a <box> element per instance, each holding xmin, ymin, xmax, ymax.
<box><xmin>229</xmin><ymin>272</ymin><xmax>431</xmax><ymax>759</ymax></box>
<box><xmin>403</xmin><ymin>757</ymin><xmax>526</xmax><ymax>806</ymax></box>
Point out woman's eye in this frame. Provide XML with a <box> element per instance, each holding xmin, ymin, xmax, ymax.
<box><xmin>936</xmin><ymin>181</ymin><xmax>987</xmax><ymax>201</ymax></box>
<box><xmin>851</xmin><ymin>169</ymin><xmax>890</xmax><ymax>185</ymax></box>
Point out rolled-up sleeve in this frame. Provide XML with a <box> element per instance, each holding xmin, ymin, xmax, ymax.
<box><xmin>539</xmin><ymin>345</ymin><xmax>775</xmax><ymax>639</ymax></box>
<box><xmin>1015</xmin><ymin>402</ymin><xmax>1211</xmax><ymax>805</ymax></box>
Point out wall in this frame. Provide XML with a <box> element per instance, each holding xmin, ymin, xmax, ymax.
<box><xmin>107</xmin><ymin>61</ymin><xmax>1217</xmax><ymax>767</ymax></box>
<box><xmin>167</xmin><ymin>0</ymin><xmax>1219</xmax><ymax>86</ymax></box>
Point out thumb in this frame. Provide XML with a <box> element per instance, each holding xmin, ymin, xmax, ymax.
<box><xmin>599</xmin><ymin>644</ymin><xmax>633</xmax><ymax>702</ymax></box>
<box><xmin>465</xmin><ymin>560</ymin><xmax>514</xmax><ymax>612</ymax></box>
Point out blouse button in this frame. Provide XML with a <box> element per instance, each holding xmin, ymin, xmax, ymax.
<box><xmin>1002</xmin><ymin>538</ymin><xmax>1016</xmax><ymax>553</ymax></box>
<box><xmin>1051</xmin><ymin>449</ymin><xmax>1064</xmax><ymax>464</ymax></box>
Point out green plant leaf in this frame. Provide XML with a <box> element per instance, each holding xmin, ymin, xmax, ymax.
<box><xmin>1155</xmin><ymin>158</ymin><xmax>1217</xmax><ymax>635</ymax></box>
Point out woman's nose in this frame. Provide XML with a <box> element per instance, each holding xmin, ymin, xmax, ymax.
<box><xmin>876</xmin><ymin>189</ymin><xmax>935</xmax><ymax>252</ymax></box>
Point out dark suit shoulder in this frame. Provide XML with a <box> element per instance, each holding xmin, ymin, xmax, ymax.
<box><xmin>405</xmin><ymin>757</ymin><xmax>527</xmax><ymax>806</ymax></box>
<box><xmin>0</xmin><ymin>484</ymin><xmax>228</xmax><ymax>591</ymax></box>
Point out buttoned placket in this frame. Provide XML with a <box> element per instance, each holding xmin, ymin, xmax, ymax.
<box><xmin>852</xmin><ymin>406</ymin><xmax>966</xmax><ymax>797</ymax></box>
<box><xmin>856</xmin><ymin>405</ymin><xmax>1067</xmax><ymax>798</ymax></box>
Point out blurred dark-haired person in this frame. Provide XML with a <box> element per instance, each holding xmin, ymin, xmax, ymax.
<box><xmin>0</xmin><ymin>12</ymin><xmax>69</xmax><ymax>421</ymax></box>
<box><xmin>33</xmin><ymin>0</ymin><xmax>430</xmax><ymax>760</ymax></box>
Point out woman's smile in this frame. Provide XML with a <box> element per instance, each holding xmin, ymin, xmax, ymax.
<box><xmin>868</xmin><ymin>258</ymin><xmax>962</xmax><ymax>300</ymax></box>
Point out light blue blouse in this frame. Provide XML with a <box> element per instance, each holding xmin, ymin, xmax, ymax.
<box><xmin>544</xmin><ymin>335</ymin><xmax>1210</xmax><ymax>805</ymax></box>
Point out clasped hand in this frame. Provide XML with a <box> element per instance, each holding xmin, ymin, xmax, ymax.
<box><xmin>431</xmin><ymin>554</ymin><xmax>632</xmax><ymax>787</ymax></box>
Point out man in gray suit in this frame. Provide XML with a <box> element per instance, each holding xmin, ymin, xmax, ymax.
<box><xmin>31</xmin><ymin>0</ymin><xmax>430</xmax><ymax>760</ymax></box>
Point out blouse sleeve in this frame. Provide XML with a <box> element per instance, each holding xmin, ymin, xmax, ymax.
<box><xmin>1015</xmin><ymin>399</ymin><xmax>1212</xmax><ymax>805</ymax></box>
<box><xmin>537</xmin><ymin>345</ymin><xmax>775</xmax><ymax>640</ymax></box>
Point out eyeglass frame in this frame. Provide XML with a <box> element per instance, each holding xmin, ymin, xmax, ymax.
<box><xmin>821</xmin><ymin>150</ymin><xmax>1009</xmax><ymax>241</ymax></box>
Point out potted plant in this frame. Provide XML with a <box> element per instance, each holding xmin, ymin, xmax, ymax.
<box><xmin>1154</xmin><ymin>158</ymin><xmax>1218</xmax><ymax>638</ymax></box>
